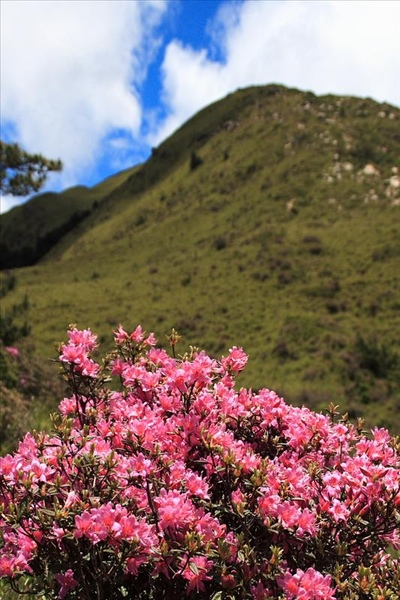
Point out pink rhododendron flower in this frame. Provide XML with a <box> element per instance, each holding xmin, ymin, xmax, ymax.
<box><xmin>144</xmin><ymin>332</ymin><xmax>157</xmax><ymax>346</ymax></box>
<box><xmin>0</xmin><ymin>324</ymin><xmax>398</xmax><ymax>599</ymax></box>
<box><xmin>125</xmin><ymin>554</ymin><xmax>148</xmax><ymax>576</ymax></box>
<box><xmin>0</xmin><ymin>554</ymin><xmax>15</xmax><ymax>577</ymax></box>
<box><xmin>131</xmin><ymin>325</ymin><xmax>145</xmax><ymax>343</ymax></box>
<box><xmin>55</xmin><ymin>569</ymin><xmax>78</xmax><ymax>599</ymax></box>
<box><xmin>278</xmin><ymin>568</ymin><xmax>336</xmax><ymax>599</ymax></box>
<box><xmin>155</xmin><ymin>489</ymin><xmax>195</xmax><ymax>531</ymax></box>
<box><xmin>59</xmin><ymin>343</ymin><xmax>87</xmax><ymax>366</ymax></box>
<box><xmin>81</xmin><ymin>357</ymin><xmax>100</xmax><ymax>377</ymax></box>
<box><xmin>59</xmin><ymin>395</ymin><xmax>78</xmax><ymax>415</ymax></box>
<box><xmin>114</xmin><ymin>324</ymin><xmax>130</xmax><ymax>344</ymax></box>
<box><xmin>181</xmin><ymin>555</ymin><xmax>213</xmax><ymax>593</ymax></box>
<box><xmin>222</xmin><ymin>346</ymin><xmax>248</xmax><ymax>372</ymax></box>
<box><xmin>5</xmin><ymin>345</ymin><xmax>19</xmax><ymax>358</ymax></box>
<box><xmin>67</xmin><ymin>327</ymin><xmax>98</xmax><ymax>350</ymax></box>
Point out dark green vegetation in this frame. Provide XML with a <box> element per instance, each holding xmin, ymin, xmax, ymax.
<box><xmin>0</xmin><ymin>167</ymin><xmax>137</xmax><ymax>268</ymax></box>
<box><xmin>1</xmin><ymin>84</ymin><xmax>399</xmax><ymax>453</ymax></box>
<box><xmin>0</xmin><ymin>140</ymin><xmax>62</xmax><ymax>197</ymax></box>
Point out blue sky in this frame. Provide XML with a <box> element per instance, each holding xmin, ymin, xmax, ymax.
<box><xmin>1</xmin><ymin>0</ymin><xmax>399</xmax><ymax>213</ymax></box>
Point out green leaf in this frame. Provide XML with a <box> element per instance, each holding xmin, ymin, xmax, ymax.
<box><xmin>189</xmin><ymin>561</ymin><xmax>199</xmax><ymax>576</ymax></box>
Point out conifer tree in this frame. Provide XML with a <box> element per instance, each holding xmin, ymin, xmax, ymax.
<box><xmin>0</xmin><ymin>140</ymin><xmax>62</xmax><ymax>196</ymax></box>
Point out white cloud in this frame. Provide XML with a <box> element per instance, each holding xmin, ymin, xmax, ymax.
<box><xmin>152</xmin><ymin>42</ymin><xmax>225</xmax><ymax>143</ymax></box>
<box><xmin>151</xmin><ymin>0</ymin><xmax>400</xmax><ymax>145</ymax></box>
<box><xmin>2</xmin><ymin>0</ymin><xmax>399</xmax><ymax>215</ymax></box>
<box><xmin>1</xmin><ymin>0</ymin><xmax>167</xmax><ymax>210</ymax></box>
<box><xmin>0</xmin><ymin>194</ymin><xmax>26</xmax><ymax>215</ymax></box>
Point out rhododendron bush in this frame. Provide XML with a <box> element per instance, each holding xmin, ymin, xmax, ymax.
<box><xmin>1</xmin><ymin>325</ymin><xmax>399</xmax><ymax>599</ymax></box>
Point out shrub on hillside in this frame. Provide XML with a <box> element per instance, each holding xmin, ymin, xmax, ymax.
<box><xmin>189</xmin><ymin>151</ymin><xmax>203</xmax><ymax>171</ymax></box>
<box><xmin>0</xmin><ymin>342</ymin><xmax>63</xmax><ymax>455</ymax></box>
<box><xmin>0</xmin><ymin>325</ymin><xmax>399</xmax><ymax>599</ymax></box>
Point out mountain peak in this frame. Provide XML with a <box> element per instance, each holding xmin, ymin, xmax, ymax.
<box><xmin>1</xmin><ymin>84</ymin><xmax>399</xmax><ymax>435</ymax></box>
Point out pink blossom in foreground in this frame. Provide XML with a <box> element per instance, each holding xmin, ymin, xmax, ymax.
<box><xmin>67</xmin><ymin>327</ymin><xmax>98</xmax><ymax>351</ymax></box>
<box><xmin>0</xmin><ymin>324</ymin><xmax>399</xmax><ymax>599</ymax></box>
<box><xmin>181</xmin><ymin>555</ymin><xmax>213</xmax><ymax>593</ymax></box>
<box><xmin>222</xmin><ymin>345</ymin><xmax>248</xmax><ymax>372</ymax></box>
<box><xmin>277</xmin><ymin>567</ymin><xmax>336</xmax><ymax>599</ymax></box>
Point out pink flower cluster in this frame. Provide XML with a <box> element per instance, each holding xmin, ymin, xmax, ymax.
<box><xmin>59</xmin><ymin>326</ymin><xmax>100</xmax><ymax>377</ymax></box>
<box><xmin>277</xmin><ymin>568</ymin><xmax>336</xmax><ymax>599</ymax></box>
<box><xmin>0</xmin><ymin>325</ymin><xmax>399</xmax><ymax>599</ymax></box>
<box><xmin>5</xmin><ymin>346</ymin><xmax>19</xmax><ymax>359</ymax></box>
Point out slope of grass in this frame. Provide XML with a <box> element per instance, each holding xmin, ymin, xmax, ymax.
<box><xmin>0</xmin><ymin>166</ymin><xmax>137</xmax><ymax>268</ymax></box>
<box><xmin>1</xmin><ymin>85</ymin><xmax>399</xmax><ymax>453</ymax></box>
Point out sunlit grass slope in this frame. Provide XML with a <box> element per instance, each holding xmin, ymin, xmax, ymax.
<box><xmin>2</xmin><ymin>84</ymin><xmax>400</xmax><ymax>435</ymax></box>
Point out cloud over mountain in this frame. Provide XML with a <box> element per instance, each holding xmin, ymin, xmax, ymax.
<box><xmin>151</xmin><ymin>0</ymin><xmax>399</xmax><ymax>144</ymax></box>
<box><xmin>1</xmin><ymin>0</ymin><xmax>167</xmax><ymax>194</ymax></box>
<box><xmin>1</xmin><ymin>0</ymin><xmax>399</xmax><ymax>214</ymax></box>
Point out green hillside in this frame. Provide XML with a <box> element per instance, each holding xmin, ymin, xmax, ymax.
<box><xmin>1</xmin><ymin>84</ymin><xmax>400</xmax><ymax>453</ymax></box>
<box><xmin>0</xmin><ymin>166</ymin><xmax>137</xmax><ymax>268</ymax></box>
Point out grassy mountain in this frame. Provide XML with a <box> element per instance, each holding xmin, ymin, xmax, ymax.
<box><xmin>0</xmin><ymin>167</ymin><xmax>138</xmax><ymax>268</ymax></box>
<box><xmin>1</xmin><ymin>84</ymin><xmax>400</xmax><ymax>451</ymax></box>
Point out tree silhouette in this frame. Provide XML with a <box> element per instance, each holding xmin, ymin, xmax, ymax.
<box><xmin>0</xmin><ymin>140</ymin><xmax>62</xmax><ymax>196</ymax></box>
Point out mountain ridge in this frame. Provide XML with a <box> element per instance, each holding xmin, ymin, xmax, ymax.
<box><xmin>1</xmin><ymin>84</ymin><xmax>399</xmax><ymax>449</ymax></box>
